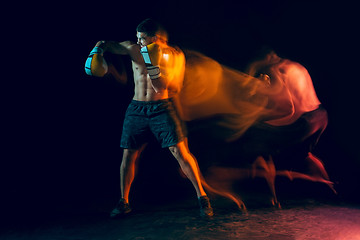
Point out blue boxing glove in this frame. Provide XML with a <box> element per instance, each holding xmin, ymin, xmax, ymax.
<box><xmin>85</xmin><ymin>46</ymin><xmax>108</xmax><ymax>77</ymax></box>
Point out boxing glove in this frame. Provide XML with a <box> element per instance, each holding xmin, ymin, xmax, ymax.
<box><xmin>85</xmin><ymin>46</ymin><xmax>108</xmax><ymax>77</ymax></box>
<box><xmin>140</xmin><ymin>43</ymin><xmax>162</xmax><ymax>79</ymax></box>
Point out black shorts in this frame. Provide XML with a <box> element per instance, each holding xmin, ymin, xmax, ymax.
<box><xmin>120</xmin><ymin>99</ymin><xmax>185</xmax><ymax>149</ymax></box>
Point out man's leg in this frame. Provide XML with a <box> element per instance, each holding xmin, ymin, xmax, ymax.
<box><xmin>110</xmin><ymin>147</ymin><xmax>144</xmax><ymax>218</ymax></box>
<box><xmin>120</xmin><ymin>148</ymin><xmax>143</xmax><ymax>202</ymax></box>
<box><xmin>169</xmin><ymin>141</ymin><xmax>213</xmax><ymax>216</ymax></box>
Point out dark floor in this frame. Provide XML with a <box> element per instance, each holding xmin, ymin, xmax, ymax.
<box><xmin>2</xmin><ymin>124</ymin><xmax>359</xmax><ymax>240</ymax></box>
<box><xmin>2</xmin><ymin>135</ymin><xmax>359</xmax><ymax>240</ymax></box>
<box><xmin>2</xmin><ymin>185</ymin><xmax>360</xmax><ymax>240</ymax></box>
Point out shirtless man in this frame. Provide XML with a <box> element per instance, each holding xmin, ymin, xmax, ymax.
<box><xmin>85</xmin><ymin>18</ymin><xmax>213</xmax><ymax>217</ymax></box>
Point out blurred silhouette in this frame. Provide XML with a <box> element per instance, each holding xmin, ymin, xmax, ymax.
<box><xmin>204</xmin><ymin>47</ymin><xmax>335</xmax><ymax>207</ymax></box>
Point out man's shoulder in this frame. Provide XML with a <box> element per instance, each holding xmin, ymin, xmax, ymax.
<box><xmin>165</xmin><ymin>44</ymin><xmax>183</xmax><ymax>54</ymax></box>
<box><xmin>161</xmin><ymin>44</ymin><xmax>185</xmax><ymax>62</ymax></box>
<box><xmin>123</xmin><ymin>42</ymin><xmax>141</xmax><ymax>60</ymax></box>
<box><xmin>121</xmin><ymin>41</ymin><xmax>140</xmax><ymax>51</ymax></box>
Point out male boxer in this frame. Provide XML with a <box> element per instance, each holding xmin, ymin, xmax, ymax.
<box><xmin>85</xmin><ymin>18</ymin><xmax>213</xmax><ymax>217</ymax></box>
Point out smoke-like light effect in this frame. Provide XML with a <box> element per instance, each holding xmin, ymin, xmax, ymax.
<box><xmin>103</xmin><ymin>47</ymin><xmax>335</xmax><ymax>208</ymax></box>
<box><xmin>174</xmin><ymin>50</ymin><xmax>270</xmax><ymax>141</ymax></box>
<box><xmin>247</xmin><ymin>52</ymin><xmax>321</xmax><ymax>127</ymax></box>
<box><xmin>174</xmin><ymin>50</ymin><xmax>335</xmax><ymax>207</ymax></box>
<box><xmin>158</xmin><ymin>43</ymin><xmax>186</xmax><ymax>96</ymax></box>
<box><xmin>206</xmin><ymin>153</ymin><xmax>336</xmax><ymax>208</ymax></box>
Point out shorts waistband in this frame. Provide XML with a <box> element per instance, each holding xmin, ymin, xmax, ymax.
<box><xmin>130</xmin><ymin>98</ymin><xmax>172</xmax><ymax>105</ymax></box>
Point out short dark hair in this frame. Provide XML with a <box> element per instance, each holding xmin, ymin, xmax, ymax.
<box><xmin>136</xmin><ymin>18</ymin><xmax>168</xmax><ymax>41</ymax></box>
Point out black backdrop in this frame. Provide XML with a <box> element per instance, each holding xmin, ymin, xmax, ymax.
<box><xmin>3</xmin><ymin>0</ymin><xmax>360</xmax><ymax>219</ymax></box>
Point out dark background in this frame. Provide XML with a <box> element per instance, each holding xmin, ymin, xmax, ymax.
<box><xmin>3</xmin><ymin>0</ymin><xmax>360</xmax><ymax>222</ymax></box>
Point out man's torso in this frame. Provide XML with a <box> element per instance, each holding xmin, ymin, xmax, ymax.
<box><xmin>128</xmin><ymin>44</ymin><xmax>169</xmax><ymax>102</ymax></box>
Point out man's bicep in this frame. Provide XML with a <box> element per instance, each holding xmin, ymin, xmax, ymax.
<box><xmin>106</xmin><ymin>41</ymin><xmax>135</xmax><ymax>55</ymax></box>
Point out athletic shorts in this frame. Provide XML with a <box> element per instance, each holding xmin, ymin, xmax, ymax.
<box><xmin>120</xmin><ymin>99</ymin><xmax>185</xmax><ymax>149</ymax></box>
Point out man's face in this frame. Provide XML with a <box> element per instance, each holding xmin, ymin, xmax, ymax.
<box><xmin>136</xmin><ymin>32</ymin><xmax>156</xmax><ymax>48</ymax></box>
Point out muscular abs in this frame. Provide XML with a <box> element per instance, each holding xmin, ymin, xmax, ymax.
<box><xmin>131</xmin><ymin>61</ymin><xmax>169</xmax><ymax>101</ymax></box>
<box><xmin>97</xmin><ymin>41</ymin><xmax>170</xmax><ymax>101</ymax></box>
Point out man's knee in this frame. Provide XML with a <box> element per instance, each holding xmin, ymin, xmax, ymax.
<box><xmin>123</xmin><ymin>148</ymin><xmax>136</xmax><ymax>156</ymax></box>
<box><xmin>169</xmin><ymin>145</ymin><xmax>177</xmax><ymax>154</ymax></box>
<box><xmin>169</xmin><ymin>145</ymin><xmax>185</xmax><ymax>160</ymax></box>
<box><xmin>122</xmin><ymin>148</ymin><xmax>140</xmax><ymax>165</ymax></box>
<box><xmin>170</xmin><ymin>144</ymin><xmax>194</xmax><ymax>166</ymax></box>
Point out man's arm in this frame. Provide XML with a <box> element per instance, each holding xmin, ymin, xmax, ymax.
<box><xmin>85</xmin><ymin>41</ymin><xmax>138</xmax><ymax>77</ymax></box>
<box><xmin>96</xmin><ymin>41</ymin><xmax>135</xmax><ymax>55</ymax></box>
<box><xmin>140</xmin><ymin>44</ymin><xmax>186</xmax><ymax>94</ymax></box>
